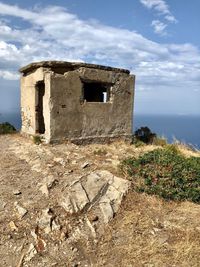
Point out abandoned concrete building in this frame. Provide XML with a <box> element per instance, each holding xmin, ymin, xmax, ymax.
<box><xmin>20</xmin><ymin>61</ymin><xmax>135</xmax><ymax>143</ymax></box>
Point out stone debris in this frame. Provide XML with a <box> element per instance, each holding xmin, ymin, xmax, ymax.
<box><xmin>38</xmin><ymin>208</ymin><xmax>53</xmax><ymax>234</ymax></box>
<box><xmin>1</xmin><ymin>135</ymin><xmax>136</xmax><ymax>266</ymax></box>
<box><xmin>51</xmin><ymin>219</ymin><xmax>61</xmax><ymax>232</ymax></box>
<box><xmin>53</xmin><ymin>157</ymin><xmax>65</xmax><ymax>166</ymax></box>
<box><xmin>39</xmin><ymin>184</ymin><xmax>49</xmax><ymax>196</ymax></box>
<box><xmin>9</xmin><ymin>221</ymin><xmax>18</xmax><ymax>231</ymax></box>
<box><xmin>85</xmin><ymin>216</ymin><xmax>96</xmax><ymax>239</ymax></box>
<box><xmin>15</xmin><ymin>202</ymin><xmax>28</xmax><ymax>219</ymax></box>
<box><xmin>13</xmin><ymin>189</ymin><xmax>22</xmax><ymax>195</ymax></box>
<box><xmin>39</xmin><ymin>176</ymin><xmax>58</xmax><ymax>196</ymax></box>
<box><xmin>24</xmin><ymin>243</ymin><xmax>37</xmax><ymax>262</ymax></box>
<box><xmin>0</xmin><ymin>199</ymin><xmax>6</xmax><ymax>211</ymax></box>
<box><xmin>81</xmin><ymin>162</ymin><xmax>90</xmax><ymax>169</ymax></box>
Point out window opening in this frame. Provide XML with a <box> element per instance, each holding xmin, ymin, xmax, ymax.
<box><xmin>82</xmin><ymin>81</ymin><xmax>111</xmax><ymax>102</ymax></box>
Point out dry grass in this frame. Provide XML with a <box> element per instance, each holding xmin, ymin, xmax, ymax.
<box><xmin>95</xmin><ymin>192</ymin><xmax>200</xmax><ymax>267</ymax></box>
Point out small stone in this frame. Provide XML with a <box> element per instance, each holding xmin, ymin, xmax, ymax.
<box><xmin>9</xmin><ymin>221</ymin><xmax>18</xmax><ymax>231</ymax></box>
<box><xmin>39</xmin><ymin>184</ymin><xmax>49</xmax><ymax>196</ymax></box>
<box><xmin>85</xmin><ymin>217</ymin><xmax>96</xmax><ymax>238</ymax></box>
<box><xmin>36</xmin><ymin>236</ymin><xmax>46</xmax><ymax>252</ymax></box>
<box><xmin>13</xmin><ymin>190</ymin><xmax>22</xmax><ymax>195</ymax></box>
<box><xmin>81</xmin><ymin>162</ymin><xmax>90</xmax><ymax>169</ymax></box>
<box><xmin>71</xmin><ymin>247</ymin><xmax>78</xmax><ymax>252</ymax></box>
<box><xmin>54</xmin><ymin>157</ymin><xmax>65</xmax><ymax>166</ymax></box>
<box><xmin>0</xmin><ymin>199</ymin><xmax>6</xmax><ymax>211</ymax></box>
<box><xmin>60</xmin><ymin>231</ymin><xmax>68</xmax><ymax>241</ymax></box>
<box><xmin>24</xmin><ymin>243</ymin><xmax>37</xmax><ymax>262</ymax></box>
<box><xmin>46</xmin><ymin>176</ymin><xmax>58</xmax><ymax>189</ymax></box>
<box><xmin>38</xmin><ymin>208</ymin><xmax>52</xmax><ymax>233</ymax></box>
<box><xmin>15</xmin><ymin>202</ymin><xmax>28</xmax><ymax>219</ymax></box>
<box><xmin>39</xmin><ymin>176</ymin><xmax>58</xmax><ymax>196</ymax></box>
<box><xmin>52</xmin><ymin>220</ymin><xmax>61</xmax><ymax>231</ymax></box>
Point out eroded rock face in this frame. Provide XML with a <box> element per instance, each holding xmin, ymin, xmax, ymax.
<box><xmin>60</xmin><ymin>170</ymin><xmax>131</xmax><ymax>224</ymax></box>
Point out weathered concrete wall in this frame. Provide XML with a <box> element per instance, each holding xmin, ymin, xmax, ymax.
<box><xmin>20</xmin><ymin>61</ymin><xmax>135</xmax><ymax>144</ymax></box>
<box><xmin>21</xmin><ymin>67</ymin><xmax>51</xmax><ymax>137</ymax></box>
<box><xmin>49</xmin><ymin>67</ymin><xmax>134</xmax><ymax>143</ymax></box>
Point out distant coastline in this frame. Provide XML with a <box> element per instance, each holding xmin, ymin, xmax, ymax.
<box><xmin>135</xmin><ymin>114</ymin><xmax>200</xmax><ymax>149</ymax></box>
<box><xmin>0</xmin><ymin>112</ymin><xmax>21</xmax><ymax>130</ymax></box>
<box><xmin>0</xmin><ymin>112</ymin><xmax>199</xmax><ymax>148</ymax></box>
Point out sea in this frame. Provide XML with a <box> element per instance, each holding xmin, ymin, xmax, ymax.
<box><xmin>0</xmin><ymin>112</ymin><xmax>199</xmax><ymax>149</ymax></box>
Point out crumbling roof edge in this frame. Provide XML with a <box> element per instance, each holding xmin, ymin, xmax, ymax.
<box><xmin>19</xmin><ymin>61</ymin><xmax>130</xmax><ymax>75</ymax></box>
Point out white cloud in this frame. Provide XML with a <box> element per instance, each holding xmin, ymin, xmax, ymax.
<box><xmin>0</xmin><ymin>70</ymin><xmax>19</xmax><ymax>80</ymax></box>
<box><xmin>151</xmin><ymin>20</ymin><xmax>167</xmax><ymax>35</ymax></box>
<box><xmin>140</xmin><ymin>0</ymin><xmax>177</xmax><ymax>35</ymax></box>
<box><xmin>0</xmin><ymin>1</ymin><xmax>199</xmax><ymax>104</ymax></box>
<box><xmin>140</xmin><ymin>0</ymin><xmax>177</xmax><ymax>22</ymax></box>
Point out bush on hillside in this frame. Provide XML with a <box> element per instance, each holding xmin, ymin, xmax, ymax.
<box><xmin>121</xmin><ymin>146</ymin><xmax>200</xmax><ymax>203</ymax></box>
<box><xmin>133</xmin><ymin>126</ymin><xmax>156</xmax><ymax>145</ymax></box>
<box><xmin>0</xmin><ymin>122</ymin><xmax>16</xmax><ymax>134</ymax></box>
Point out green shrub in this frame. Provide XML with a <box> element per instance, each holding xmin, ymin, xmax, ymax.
<box><xmin>133</xmin><ymin>126</ymin><xmax>156</xmax><ymax>144</ymax></box>
<box><xmin>33</xmin><ymin>135</ymin><xmax>42</xmax><ymax>145</ymax></box>
<box><xmin>0</xmin><ymin>122</ymin><xmax>16</xmax><ymax>134</ymax></box>
<box><xmin>121</xmin><ymin>147</ymin><xmax>200</xmax><ymax>203</ymax></box>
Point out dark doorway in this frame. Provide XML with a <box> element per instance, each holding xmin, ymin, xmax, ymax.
<box><xmin>35</xmin><ymin>81</ymin><xmax>45</xmax><ymax>134</ymax></box>
<box><xmin>82</xmin><ymin>81</ymin><xmax>111</xmax><ymax>102</ymax></box>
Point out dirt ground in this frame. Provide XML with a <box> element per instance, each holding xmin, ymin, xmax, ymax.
<box><xmin>0</xmin><ymin>134</ymin><xmax>200</xmax><ymax>267</ymax></box>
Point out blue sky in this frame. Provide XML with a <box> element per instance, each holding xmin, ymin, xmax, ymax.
<box><xmin>0</xmin><ymin>0</ymin><xmax>199</xmax><ymax>115</ymax></box>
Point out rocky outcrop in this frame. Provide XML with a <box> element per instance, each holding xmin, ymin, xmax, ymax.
<box><xmin>61</xmin><ymin>170</ymin><xmax>130</xmax><ymax>223</ymax></box>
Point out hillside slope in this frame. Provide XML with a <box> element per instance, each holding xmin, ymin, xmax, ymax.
<box><xmin>0</xmin><ymin>134</ymin><xmax>200</xmax><ymax>267</ymax></box>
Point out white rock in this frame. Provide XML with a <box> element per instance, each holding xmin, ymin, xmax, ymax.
<box><xmin>52</xmin><ymin>220</ymin><xmax>61</xmax><ymax>231</ymax></box>
<box><xmin>46</xmin><ymin>176</ymin><xmax>57</xmax><ymax>189</ymax></box>
<box><xmin>99</xmin><ymin>201</ymin><xmax>114</xmax><ymax>223</ymax></box>
<box><xmin>81</xmin><ymin>162</ymin><xmax>90</xmax><ymax>169</ymax></box>
<box><xmin>54</xmin><ymin>157</ymin><xmax>65</xmax><ymax>166</ymax></box>
<box><xmin>85</xmin><ymin>217</ymin><xmax>96</xmax><ymax>238</ymax></box>
<box><xmin>15</xmin><ymin>202</ymin><xmax>28</xmax><ymax>219</ymax></box>
<box><xmin>39</xmin><ymin>176</ymin><xmax>57</xmax><ymax>196</ymax></box>
<box><xmin>38</xmin><ymin>209</ymin><xmax>52</xmax><ymax>233</ymax></box>
<box><xmin>39</xmin><ymin>184</ymin><xmax>49</xmax><ymax>196</ymax></box>
<box><xmin>13</xmin><ymin>189</ymin><xmax>22</xmax><ymax>195</ymax></box>
<box><xmin>61</xmin><ymin>195</ymin><xmax>74</xmax><ymax>214</ymax></box>
<box><xmin>61</xmin><ymin>182</ymin><xmax>89</xmax><ymax>213</ymax></box>
<box><xmin>82</xmin><ymin>172</ymin><xmax>108</xmax><ymax>202</ymax></box>
<box><xmin>60</xmin><ymin>170</ymin><xmax>130</xmax><ymax>224</ymax></box>
<box><xmin>24</xmin><ymin>243</ymin><xmax>37</xmax><ymax>262</ymax></box>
